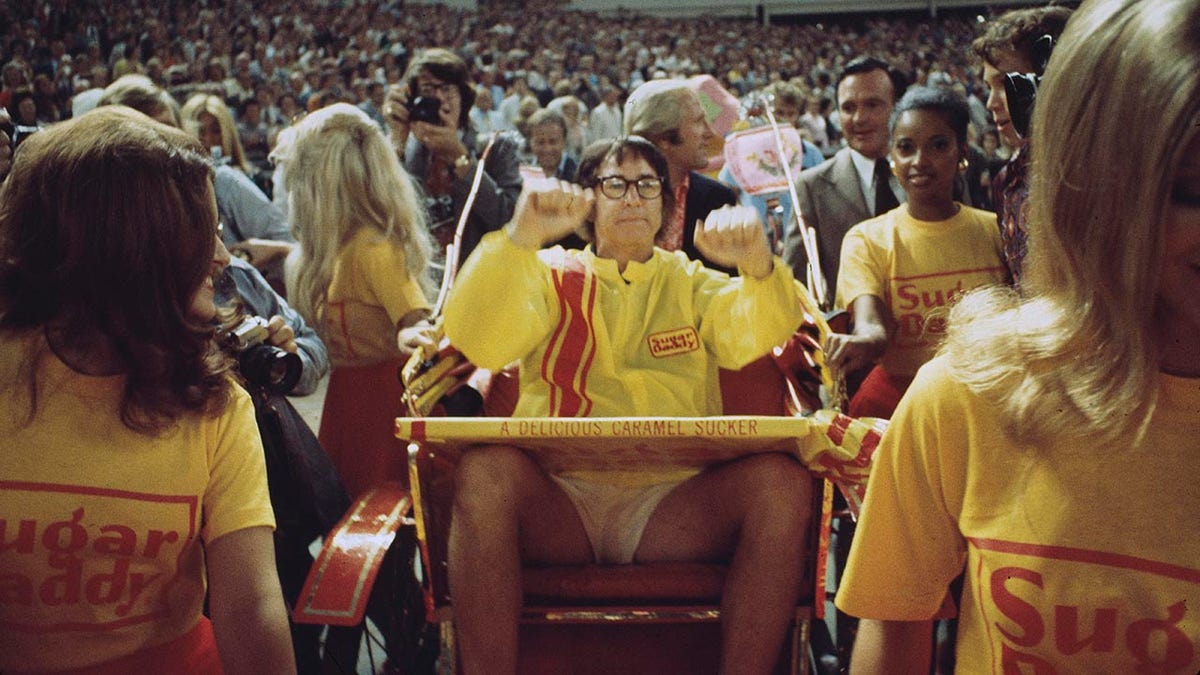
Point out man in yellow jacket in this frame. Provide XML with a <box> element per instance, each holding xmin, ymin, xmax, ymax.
<box><xmin>444</xmin><ymin>136</ymin><xmax>811</xmax><ymax>675</ymax></box>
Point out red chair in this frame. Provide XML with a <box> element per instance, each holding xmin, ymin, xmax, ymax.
<box><xmin>293</xmin><ymin>350</ymin><xmax>883</xmax><ymax>674</ymax></box>
<box><xmin>407</xmin><ymin>356</ymin><xmax>838</xmax><ymax>675</ymax></box>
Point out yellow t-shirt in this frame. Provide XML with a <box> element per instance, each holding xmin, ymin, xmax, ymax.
<box><xmin>837</xmin><ymin>355</ymin><xmax>1200</xmax><ymax>672</ymax></box>
<box><xmin>836</xmin><ymin>205</ymin><xmax>1005</xmax><ymax>377</ymax></box>
<box><xmin>324</xmin><ymin>227</ymin><xmax>431</xmax><ymax>367</ymax></box>
<box><xmin>0</xmin><ymin>337</ymin><xmax>275</xmax><ymax>671</ymax></box>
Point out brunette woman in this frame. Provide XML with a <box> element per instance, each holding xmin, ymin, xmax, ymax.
<box><xmin>0</xmin><ymin>106</ymin><xmax>294</xmax><ymax>673</ymax></box>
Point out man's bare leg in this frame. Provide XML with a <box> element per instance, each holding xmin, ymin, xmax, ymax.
<box><xmin>635</xmin><ymin>453</ymin><xmax>812</xmax><ymax>675</ymax></box>
<box><xmin>448</xmin><ymin>445</ymin><xmax>593</xmax><ymax>675</ymax></box>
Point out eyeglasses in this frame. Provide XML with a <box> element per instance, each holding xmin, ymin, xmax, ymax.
<box><xmin>416</xmin><ymin>82</ymin><xmax>459</xmax><ymax>99</ymax></box>
<box><xmin>595</xmin><ymin>175</ymin><xmax>664</xmax><ymax>200</ymax></box>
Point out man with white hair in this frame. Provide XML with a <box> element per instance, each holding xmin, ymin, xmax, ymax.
<box><xmin>624</xmin><ymin>79</ymin><xmax>737</xmax><ymax>273</ymax></box>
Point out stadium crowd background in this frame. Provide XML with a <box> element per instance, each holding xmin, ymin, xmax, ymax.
<box><xmin>1</xmin><ymin>0</ymin><xmax>1014</xmax><ymax>193</ymax></box>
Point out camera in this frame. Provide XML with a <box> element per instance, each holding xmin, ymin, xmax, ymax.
<box><xmin>224</xmin><ymin>316</ymin><xmax>302</xmax><ymax>394</ymax></box>
<box><xmin>407</xmin><ymin>95</ymin><xmax>443</xmax><ymax>125</ymax></box>
<box><xmin>6</xmin><ymin>124</ymin><xmax>39</xmax><ymax>152</ymax></box>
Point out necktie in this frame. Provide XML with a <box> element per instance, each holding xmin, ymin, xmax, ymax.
<box><xmin>873</xmin><ymin>158</ymin><xmax>900</xmax><ymax>216</ymax></box>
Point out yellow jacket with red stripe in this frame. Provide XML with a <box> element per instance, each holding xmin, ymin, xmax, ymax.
<box><xmin>444</xmin><ymin>231</ymin><xmax>804</xmax><ymax>420</ymax></box>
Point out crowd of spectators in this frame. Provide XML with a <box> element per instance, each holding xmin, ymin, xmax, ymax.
<box><xmin>2</xmin><ymin>0</ymin><xmax>1006</xmax><ymax>193</ymax></box>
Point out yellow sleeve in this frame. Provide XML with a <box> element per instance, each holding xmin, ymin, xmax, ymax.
<box><xmin>695</xmin><ymin>256</ymin><xmax>805</xmax><ymax>371</ymax></box>
<box><xmin>360</xmin><ymin>237</ymin><xmax>431</xmax><ymax>325</ymax></box>
<box><xmin>835</xmin><ymin>222</ymin><xmax>884</xmax><ymax>311</ymax></box>
<box><xmin>202</xmin><ymin>384</ymin><xmax>276</xmax><ymax>543</ymax></box>
<box><xmin>443</xmin><ymin>230</ymin><xmax>557</xmax><ymax>371</ymax></box>
<box><xmin>836</xmin><ymin>356</ymin><xmax>969</xmax><ymax>620</ymax></box>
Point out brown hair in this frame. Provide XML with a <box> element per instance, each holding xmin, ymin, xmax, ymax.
<box><xmin>971</xmin><ymin>6</ymin><xmax>1074</xmax><ymax>69</ymax></box>
<box><xmin>575</xmin><ymin>136</ymin><xmax>674</xmax><ymax>240</ymax></box>
<box><xmin>403</xmin><ymin>47</ymin><xmax>476</xmax><ymax>129</ymax></box>
<box><xmin>0</xmin><ymin>106</ymin><xmax>232</xmax><ymax>433</ymax></box>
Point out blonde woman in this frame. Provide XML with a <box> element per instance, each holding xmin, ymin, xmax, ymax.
<box><xmin>181</xmin><ymin>93</ymin><xmax>293</xmax><ymax>274</ymax></box>
<box><xmin>547</xmin><ymin>94</ymin><xmax>587</xmax><ymax>160</ymax></box>
<box><xmin>181</xmin><ymin>92</ymin><xmax>250</xmax><ymax>172</ymax></box>
<box><xmin>273</xmin><ymin>102</ymin><xmax>435</xmax><ymax>497</ymax></box>
<box><xmin>838</xmin><ymin>0</ymin><xmax>1200</xmax><ymax>670</ymax></box>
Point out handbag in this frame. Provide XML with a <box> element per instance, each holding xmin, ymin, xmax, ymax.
<box><xmin>248</xmin><ymin>385</ymin><xmax>350</xmax><ymax>544</ymax></box>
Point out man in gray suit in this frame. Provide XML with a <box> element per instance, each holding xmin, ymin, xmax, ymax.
<box><xmin>783</xmin><ymin>57</ymin><xmax>907</xmax><ymax>306</ymax></box>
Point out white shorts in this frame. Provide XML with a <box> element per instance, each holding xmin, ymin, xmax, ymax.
<box><xmin>550</xmin><ymin>475</ymin><xmax>683</xmax><ymax>564</ymax></box>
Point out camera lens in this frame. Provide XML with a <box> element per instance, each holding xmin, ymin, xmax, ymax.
<box><xmin>239</xmin><ymin>344</ymin><xmax>302</xmax><ymax>394</ymax></box>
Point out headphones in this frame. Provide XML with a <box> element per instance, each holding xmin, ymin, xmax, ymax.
<box><xmin>1003</xmin><ymin>34</ymin><xmax>1057</xmax><ymax>140</ymax></box>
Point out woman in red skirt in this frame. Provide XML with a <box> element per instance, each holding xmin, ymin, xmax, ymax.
<box><xmin>273</xmin><ymin>103</ymin><xmax>436</xmax><ymax>497</ymax></box>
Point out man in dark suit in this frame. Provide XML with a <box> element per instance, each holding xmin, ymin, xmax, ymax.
<box><xmin>624</xmin><ymin>79</ymin><xmax>737</xmax><ymax>273</ymax></box>
<box><xmin>524</xmin><ymin>108</ymin><xmax>579</xmax><ymax>181</ymax></box>
<box><xmin>783</xmin><ymin>57</ymin><xmax>907</xmax><ymax>306</ymax></box>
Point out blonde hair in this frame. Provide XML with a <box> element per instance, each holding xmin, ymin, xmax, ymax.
<box><xmin>180</xmin><ymin>92</ymin><xmax>249</xmax><ymax>173</ymax></box>
<box><xmin>97</xmin><ymin>74</ymin><xmax>182</xmax><ymax>127</ymax></box>
<box><xmin>623</xmin><ymin>79</ymin><xmax>692</xmax><ymax>142</ymax></box>
<box><xmin>270</xmin><ymin>103</ymin><xmax>434</xmax><ymax>332</ymax></box>
<box><xmin>942</xmin><ymin>0</ymin><xmax>1200</xmax><ymax>447</ymax></box>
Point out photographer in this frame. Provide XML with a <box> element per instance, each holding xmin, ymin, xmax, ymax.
<box><xmin>92</xmin><ymin>78</ymin><xmax>327</xmax><ymax>394</ymax></box>
<box><xmin>217</xmin><ymin>254</ymin><xmax>341</xmax><ymax>674</ymax></box>
<box><xmin>383</xmin><ymin>48</ymin><xmax>522</xmax><ymax>267</ymax></box>
<box><xmin>217</xmin><ymin>255</ymin><xmax>330</xmax><ymax>397</ymax></box>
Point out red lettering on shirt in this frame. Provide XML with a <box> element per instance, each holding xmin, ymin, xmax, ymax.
<box><xmin>969</xmin><ymin>538</ymin><xmax>1200</xmax><ymax>672</ymax></box>
<box><xmin>647</xmin><ymin>327</ymin><xmax>700</xmax><ymax>358</ymax></box>
<box><xmin>0</xmin><ymin>481</ymin><xmax>197</xmax><ymax>632</ymax></box>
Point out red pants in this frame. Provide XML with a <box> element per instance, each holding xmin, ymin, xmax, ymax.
<box><xmin>848</xmin><ymin>365</ymin><xmax>914</xmax><ymax>419</ymax></box>
<box><xmin>52</xmin><ymin>617</ymin><xmax>223</xmax><ymax>675</ymax></box>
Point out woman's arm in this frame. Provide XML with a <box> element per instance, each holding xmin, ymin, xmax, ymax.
<box><xmin>397</xmin><ymin>307</ymin><xmax>436</xmax><ymax>361</ymax></box>
<box><xmin>824</xmin><ymin>293</ymin><xmax>890</xmax><ymax>373</ymax></box>
<box><xmin>207</xmin><ymin>526</ymin><xmax>296</xmax><ymax>675</ymax></box>
<box><xmin>849</xmin><ymin>619</ymin><xmax>932</xmax><ymax>675</ymax></box>
<box><xmin>216</xmin><ymin>165</ymin><xmax>294</xmax><ymax>243</ymax></box>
